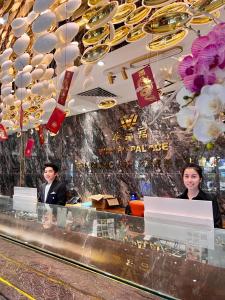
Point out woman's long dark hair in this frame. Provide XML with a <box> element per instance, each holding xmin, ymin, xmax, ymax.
<box><xmin>182</xmin><ymin>163</ymin><xmax>203</xmax><ymax>179</ymax></box>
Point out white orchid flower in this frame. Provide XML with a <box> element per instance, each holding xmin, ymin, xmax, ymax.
<box><xmin>195</xmin><ymin>84</ymin><xmax>225</xmax><ymax>116</ymax></box>
<box><xmin>176</xmin><ymin>106</ymin><xmax>197</xmax><ymax>129</ymax></box>
<box><xmin>176</xmin><ymin>87</ymin><xmax>194</xmax><ymax>107</ymax></box>
<box><xmin>193</xmin><ymin>117</ymin><xmax>225</xmax><ymax>143</ymax></box>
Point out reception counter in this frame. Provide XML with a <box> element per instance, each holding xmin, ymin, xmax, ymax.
<box><xmin>0</xmin><ymin>198</ymin><xmax>225</xmax><ymax>299</ymax></box>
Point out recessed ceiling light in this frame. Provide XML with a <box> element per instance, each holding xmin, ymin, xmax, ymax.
<box><xmin>97</xmin><ymin>61</ymin><xmax>105</xmax><ymax>66</ymax></box>
<box><xmin>82</xmin><ymin>108</ymin><xmax>87</xmax><ymax>111</ymax></box>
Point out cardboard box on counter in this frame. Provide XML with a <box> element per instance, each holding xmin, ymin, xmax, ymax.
<box><xmin>88</xmin><ymin>194</ymin><xmax>119</xmax><ymax>210</ymax></box>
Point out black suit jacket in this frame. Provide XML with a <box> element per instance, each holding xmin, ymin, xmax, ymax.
<box><xmin>177</xmin><ymin>189</ymin><xmax>222</xmax><ymax>228</ymax></box>
<box><xmin>38</xmin><ymin>179</ymin><xmax>67</xmax><ymax>206</ymax></box>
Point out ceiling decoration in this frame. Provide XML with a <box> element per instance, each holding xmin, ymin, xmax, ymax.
<box><xmin>0</xmin><ymin>0</ymin><xmax>224</xmax><ymax>135</ymax></box>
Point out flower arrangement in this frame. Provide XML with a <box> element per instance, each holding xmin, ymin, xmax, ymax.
<box><xmin>176</xmin><ymin>22</ymin><xmax>225</xmax><ymax>144</ymax></box>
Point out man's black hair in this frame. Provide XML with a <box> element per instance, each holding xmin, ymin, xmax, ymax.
<box><xmin>44</xmin><ymin>163</ymin><xmax>59</xmax><ymax>173</ymax></box>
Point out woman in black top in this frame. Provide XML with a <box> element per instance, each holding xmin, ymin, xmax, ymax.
<box><xmin>177</xmin><ymin>163</ymin><xmax>222</xmax><ymax>228</ymax></box>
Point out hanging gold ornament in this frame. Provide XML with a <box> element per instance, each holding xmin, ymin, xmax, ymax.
<box><xmin>82</xmin><ymin>24</ymin><xmax>110</xmax><ymax>46</ymax></box>
<box><xmin>82</xmin><ymin>5</ymin><xmax>102</xmax><ymax>22</ymax></box>
<box><xmin>81</xmin><ymin>44</ymin><xmax>110</xmax><ymax>64</ymax></box>
<box><xmin>87</xmin><ymin>1</ymin><xmax>119</xmax><ymax>30</ymax></box>
<box><xmin>108</xmin><ymin>25</ymin><xmax>131</xmax><ymax>46</ymax></box>
<box><xmin>125</xmin><ymin>6</ymin><xmax>151</xmax><ymax>25</ymax></box>
<box><xmin>98</xmin><ymin>98</ymin><xmax>117</xmax><ymax>109</ymax></box>
<box><xmin>112</xmin><ymin>3</ymin><xmax>136</xmax><ymax>24</ymax></box>
<box><xmin>189</xmin><ymin>0</ymin><xmax>225</xmax><ymax>13</ymax></box>
<box><xmin>150</xmin><ymin>2</ymin><xmax>188</xmax><ymax>19</ymax></box>
<box><xmin>147</xmin><ymin>29</ymin><xmax>188</xmax><ymax>51</ymax></box>
<box><xmin>191</xmin><ymin>10</ymin><xmax>220</xmax><ymax>24</ymax></box>
<box><xmin>144</xmin><ymin>12</ymin><xmax>192</xmax><ymax>34</ymax></box>
<box><xmin>88</xmin><ymin>0</ymin><xmax>109</xmax><ymax>6</ymax></box>
<box><xmin>142</xmin><ymin>0</ymin><xmax>175</xmax><ymax>8</ymax></box>
<box><xmin>126</xmin><ymin>23</ymin><xmax>147</xmax><ymax>42</ymax></box>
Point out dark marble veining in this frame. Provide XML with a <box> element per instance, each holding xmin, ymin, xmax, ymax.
<box><xmin>0</xmin><ymin>99</ymin><xmax>224</xmax><ymax>211</ymax></box>
<box><xmin>0</xmin><ymin>238</ymin><xmax>160</xmax><ymax>300</ymax></box>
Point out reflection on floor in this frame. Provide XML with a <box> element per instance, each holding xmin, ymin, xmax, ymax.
<box><xmin>0</xmin><ymin>237</ymin><xmax>159</xmax><ymax>300</ymax></box>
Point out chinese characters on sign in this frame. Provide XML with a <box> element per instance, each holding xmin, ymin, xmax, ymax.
<box><xmin>97</xmin><ymin>113</ymin><xmax>169</xmax><ymax>156</ymax></box>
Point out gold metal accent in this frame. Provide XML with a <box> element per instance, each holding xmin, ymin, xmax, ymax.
<box><xmin>144</xmin><ymin>12</ymin><xmax>192</xmax><ymax>34</ymax></box>
<box><xmin>81</xmin><ymin>44</ymin><xmax>110</xmax><ymax>64</ymax></box>
<box><xmin>107</xmin><ymin>72</ymin><xmax>116</xmax><ymax>84</ymax></box>
<box><xmin>108</xmin><ymin>25</ymin><xmax>130</xmax><ymax>46</ymax></box>
<box><xmin>82</xmin><ymin>6</ymin><xmax>102</xmax><ymax>22</ymax></box>
<box><xmin>190</xmin><ymin>0</ymin><xmax>225</xmax><ymax>13</ymax></box>
<box><xmin>191</xmin><ymin>10</ymin><xmax>220</xmax><ymax>24</ymax></box>
<box><xmin>125</xmin><ymin>6</ymin><xmax>151</xmax><ymax>25</ymax></box>
<box><xmin>121</xmin><ymin>67</ymin><xmax>128</xmax><ymax>80</ymax></box>
<box><xmin>82</xmin><ymin>24</ymin><xmax>110</xmax><ymax>46</ymax></box>
<box><xmin>150</xmin><ymin>2</ymin><xmax>188</xmax><ymax>19</ymax></box>
<box><xmin>112</xmin><ymin>3</ymin><xmax>136</xmax><ymax>24</ymax></box>
<box><xmin>126</xmin><ymin>22</ymin><xmax>146</xmax><ymax>43</ymax></box>
<box><xmin>147</xmin><ymin>29</ymin><xmax>188</xmax><ymax>51</ymax></box>
<box><xmin>98</xmin><ymin>98</ymin><xmax>117</xmax><ymax>109</ymax></box>
<box><xmin>28</xmin><ymin>105</ymin><xmax>40</xmax><ymax>113</ymax></box>
<box><xmin>88</xmin><ymin>0</ymin><xmax>108</xmax><ymax>6</ymax></box>
<box><xmin>142</xmin><ymin>0</ymin><xmax>175</xmax><ymax>8</ymax></box>
<box><xmin>87</xmin><ymin>1</ymin><xmax>118</xmax><ymax>30</ymax></box>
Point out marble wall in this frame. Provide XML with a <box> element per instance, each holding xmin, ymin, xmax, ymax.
<box><xmin>0</xmin><ymin>99</ymin><xmax>225</xmax><ymax>213</ymax></box>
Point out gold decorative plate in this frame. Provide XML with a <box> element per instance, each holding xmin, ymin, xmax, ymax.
<box><xmin>191</xmin><ymin>10</ymin><xmax>220</xmax><ymax>24</ymax></box>
<box><xmin>190</xmin><ymin>0</ymin><xmax>225</xmax><ymax>13</ymax></box>
<box><xmin>109</xmin><ymin>25</ymin><xmax>130</xmax><ymax>46</ymax></box>
<box><xmin>98</xmin><ymin>98</ymin><xmax>117</xmax><ymax>109</ymax></box>
<box><xmin>126</xmin><ymin>22</ymin><xmax>147</xmax><ymax>42</ymax></box>
<box><xmin>147</xmin><ymin>29</ymin><xmax>188</xmax><ymax>51</ymax></box>
<box><xmin>149</xmin><ymin>2</ymin><xmax>188</xmax><ymax>19</ymax></box>
<box><xmin>125</xmin><ymin>6</ymin><xmax>151</xmax><ymax>25</ymax></box>
<box><xmin>81</xmin><ymin>44</ymin><xmax>110</xmax><ymax>64</ymax></box>
<box><xmin>82</xmin><ymin>5</ymin><xmax>102</xmax><ymax>22</ymax></box>
<box><xmin>142</xmin><ymin>0</ymin><xmax>175</xmax><ymax>8</ymax></box>
<box><xmin>82</xmin><ymin>24</ymin><xmax>110</xmax><ymax>46</ymax></box>
<box><xmin>144</xmin><ymin>12</ymin><xmax>192</xmax><ymax>34</ymax></box>
<box><xmin>88</xmin><ymin>0</ymin><xmax>108</xmax><ymax>6</ymax></box>
<box><xmin>87</xmin><ymin>1</ymin><xmax>118</xmax><ymax>29</ymax></box>
<box><xmin>112</xmin><ymin>3</ymin><xmax>136</xmax><ymax>24</ymax></box>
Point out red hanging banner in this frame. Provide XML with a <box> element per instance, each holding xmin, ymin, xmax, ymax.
<box><xmin>57</xmin><ymin>71</ymin><xmax>74</xmax><ymax>106</ymax></box>
<box><xmin>0</xmin><ymin>124</ymin><xmax>8</xmax><ymax>141</ymax></box>
<box><xmin>46</xmin><ymin>107</ymin><xmax>66</xmax><ymax>134</ymax></box>
<box><xmin>132</xmin><ymin>65</ymin><xmax>160</xmax><ymax>108</ymax></box>
<box><xmin>25</xmin><ymin>138</ymin><xmax>35</xmax><ymax>157</ymax></box>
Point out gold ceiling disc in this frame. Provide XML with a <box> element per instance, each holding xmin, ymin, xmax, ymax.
<box><xmin>34</xmin><ymin>110</ymin><xmax>44</xmax><ymax>120</ymax></box>
<box><xmin>126</xmin><ymin>0</ymin><xmax>139</xmax><ymax>3</ymax></box>
<box><xmin>81</xmin><ymin>44</ymin><xmax>110</xmax><ymax>64</ymax></box>
<box><xmin>126</xmin><ymin>22</ymin><xmax>147</xmax><ymax>42</ymax></box>
<box><xmin>147</xmin><ymin>29</ymin><xmax>188</xmax><ymax>51</ymax></box>
<box><xmin>191</xmin><ymin>10</ymin><xmax>220</xmax><ymax>24</ymax></box>
<box><xmin>109</xmin><ymin>25</ymin><xmax>131</xmax><ymax>46</ymax></box>
<box><xmin>87</xmin><ymin>1</ymin><xmax>118</xmax><ymax>30</ymax></box>
<box><xmin>144</xmin><ymin>12</ymin><xmax>192</xmax><ymax>34</ymax></box>
<box><xmin>112</xmin><ymin>3</ymin><xmax>136</xmax><ymax>24</ymax></box>
<box><xmin>82</xmin><ymin>24</ymin><xmax>110</xmax><ymax>46</ymax></box>
<box><xmin>125</xmin><ymin>6</ymin><xmax>151</xmax><ymax>25</ymax></box>
<box><xmin>98</xmin><ymin>98</ymin><xmax>117</xmax><ymax>109</ymax></box>
<box><xmin>82</xmin><ymin>6</ymin><xmax>102</xmax><ymax>22</ymax></box>
<box><xmin>142</xmin><ymin>0</ymin><xmax>175</xmax><ymax>8</ymax></box>
<box><xmin>150</xmin><ymin>2</ymin><xmax>188</xmax><ymax>19</ymax></box>
<box><xmin>88</xmin><ymin>0</ymin><xmax>108</xmax><ymax>6</ymax></box>
<box><xmin>28</xmin><ymin>105</ymin><xmax>40</xmax><ymax>113</ymax></box>
<box><xmin>189</xmin><ymin>0</ymin><xmax>225</xmax><ymax>13</ymax></box>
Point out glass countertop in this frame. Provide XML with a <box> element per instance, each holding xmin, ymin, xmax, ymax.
<box><xmin>0</xmin><ymin>197</ymin><xmax>225</xmax><ymax>300</ymax></box>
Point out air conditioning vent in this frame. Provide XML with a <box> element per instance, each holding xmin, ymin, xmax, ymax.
<box><xmin>77</xmin><ymin>87</ymin><xmax>117</xmax><ymax>98</ymax></box>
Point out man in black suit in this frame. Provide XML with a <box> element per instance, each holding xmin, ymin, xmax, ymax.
<box><xmin>38</xmin><ymin>163</ymin><xmax>67</xmax><ymax>206</ymax></box>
